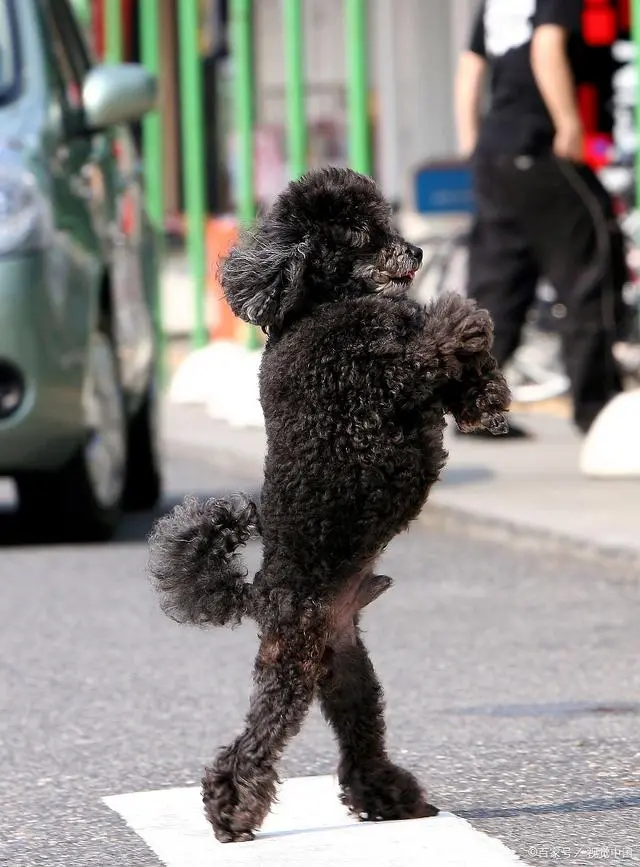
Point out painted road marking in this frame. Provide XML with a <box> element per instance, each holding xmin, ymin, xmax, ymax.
<box><xmin>104</xmin><ymin>774</ymin><xmax>527</xmax><ymax>866</ymax></box>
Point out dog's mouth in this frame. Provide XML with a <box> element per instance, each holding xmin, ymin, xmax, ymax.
<box><xmin>393</xmin><ymin>270</ymin><xmax>417</xmax><ymax>285</ymax></box>
<box><xmin>376</xmin><ymin>269</ymin><xmax>417</xmax><ymax>287</ymax></box>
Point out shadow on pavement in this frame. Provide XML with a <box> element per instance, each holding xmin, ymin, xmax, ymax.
<box><xmin>447</xmin><ymin>700</ymin><xmax>640</xmax><ymax>718</ymax></box>
<box><xmin>459</xmin><ymin>793</ymin><xmax>640</xmax><ymax>819</ymax></box>
<box><xmin>115</xmin><ymin>487</ymin><xmax>262</xmax><ymax>545</ymax></box>
<box><xmin>0</xmin><ymin>488</ymin><xmax>262</xmax><ymax>548</ymax></box>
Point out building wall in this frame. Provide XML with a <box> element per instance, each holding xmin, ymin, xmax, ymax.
<box><xmin>252</xmin><ymin>0</ymin><xmax>477</xmax><ymax>206</ymax></box>
<box><xmin>254</xmin><ymin>0</ymin><xmax>349</xmax><ymax>178</ymax></box>
<box><xmin>390</xmin><ymin>0</ymin><xmax>456</xmax><ymax>200</ymax></box>
<box><xmin>255</xmin><ymin>0</ymin><xmax>347</xmax><ymax>126</ymax></box>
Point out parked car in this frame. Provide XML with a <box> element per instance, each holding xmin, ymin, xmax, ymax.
<box><xmin>0</xmin><ymin>0</ymin><xmax>162</xmax><ymax>540</ymax></box>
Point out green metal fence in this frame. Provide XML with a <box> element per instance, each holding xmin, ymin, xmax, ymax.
<box><xmin>99</xmin><ymin>1</ymin><xmax>369</xmax><ymax>359</ymax></box>
<box><xmin>91</xmin><ymin>0</ymin><xmax>640</xmax><ymax>365</ymax></box>
<box><xmin>100</xmin><ymin>0</ymin><xmax>373</xmax><ymax>359</ymax></box>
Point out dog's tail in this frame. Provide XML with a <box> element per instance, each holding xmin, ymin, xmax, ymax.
<box><xmin>148</xmin><ymin>495</ymin><xmax>261</xmax><ymax>627</ymax></box>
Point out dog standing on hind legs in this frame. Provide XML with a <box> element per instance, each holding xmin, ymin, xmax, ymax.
<box><xmin>148</xmin><ymin>167</ymin><xmax>511</xmax><ymax>843</ymax></box>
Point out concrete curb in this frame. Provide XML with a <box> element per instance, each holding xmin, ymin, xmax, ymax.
<box><xmin>165</xmin><ymin>446</ymin><xmax>640</xmax><ymax>571</ymax></box>
<box><xmin>163</xmin><ymin>406</ymin><xmax>640</xmax><ymax>570</ymax></box>
<box><xmin>420</xmin><ymin>503</ymin><xmax>640</xmax><ymax>570</ymax></box>
<box><xmin>167</xmin><ymin>342</ymin><xmax>265</xmax><ymax>429</ymax></box>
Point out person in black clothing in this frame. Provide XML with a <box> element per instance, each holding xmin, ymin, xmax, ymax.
<box><xmin>455</xmin><ymin>0</ymin><xmax>628</xmax><ymax>438</ymax></box>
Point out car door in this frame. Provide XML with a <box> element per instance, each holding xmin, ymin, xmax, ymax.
<box><xmin>107</xmin><ymin>122</ymin><xmax>155</xmax><ymax>397</ymax></box>
<box><xmin>45</xmin><ymin>0</ymin><xmax>154</xmax><ymax>401</ymax></box>
<box><xmin>39</xmin><ymin>0</ymin><xmax>108</xmax><ymax>387</ymax></box>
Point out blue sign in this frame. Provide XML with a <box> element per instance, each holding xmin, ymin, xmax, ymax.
<box><xmin>414</xmin><ymin>163</ymin><xmax>475</xmax><ymax>215</ymax></box>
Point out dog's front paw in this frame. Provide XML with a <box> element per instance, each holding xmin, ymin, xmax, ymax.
<box><xmin>339</xmin><ymin>761</ymin><xmax>438</xmax><ymax>822</ymax></box>
<box><xmin>429</xmin><ymin>294</ymin><xmax>494</xmax><ymax>357</ymax></box>
<box><xmin>482</xmin><ymin>412</ymin><xmax>510</xmax><ymax>435</ymax></box>
<box><xmin>456</xmin><ymin>411</ymin><xmax>509</xmax><ymax>435</ymax></box>
<box><xmin>452</xmin><ymin>365</ymin><xmax>512</xmax><ymax>434</ymax></box>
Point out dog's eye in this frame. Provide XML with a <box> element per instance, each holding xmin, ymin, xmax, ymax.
<box><xmin>343</xmin><ymin>227</ymin><xmax>369</xmax><ymax>248</ymax></box>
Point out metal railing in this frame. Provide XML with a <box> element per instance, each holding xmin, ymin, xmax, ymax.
<box><xmin>97</xmin><ymin>0</ymin><xmax>372</xmax><ymax>364</ymax></box>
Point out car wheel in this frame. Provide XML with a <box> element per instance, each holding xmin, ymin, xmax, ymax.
<box><xmin>123</xmin><ymin>378</ymin><xmax>162</xmax><ymax>511</ymax></box>
<box><xmin>16</xmin><ymin>326</ymin><xmax>127</xmax><ymax>542</ymax></box>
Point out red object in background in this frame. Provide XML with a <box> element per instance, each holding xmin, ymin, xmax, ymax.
<box><xmin>121</xmin><ymin>0</ymin><xmax>133</xmax><ymax>57</ymax></box>
<box><xmin>92</xmin><ymin>0</ymin><xmax>134</xmax><ymax>59</ymax></box>
<box><xmin>618</xmin><ymin>0</ymin><xmax>630</xmax><ymax>32</ymax></box>
<box><xmin>92</xmin><ymin>0</ymin><xmax>103</xmax><ymax>56</ymax></box>
<box><xmin>584</xmin><ymin>132</ymin><xmax>614</xmax><ymax>168</ymax></box>
<box><xmin>577</xmin><ymin>84</ymin><xmax>599</xmax><ymax>132</ymax></box>
<box><xmin>578</xmin><ymin>1</ymin><xmax>627</xmax><ymax>170</ymax></box>
<box><xmin>582</xmin><ymin>2</ymin><xmax>617</xmax><ymax>45</ymax></box>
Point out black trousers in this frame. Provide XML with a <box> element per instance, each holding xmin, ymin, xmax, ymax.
<box><xmin>467</xmin><ymin>154</ymin><xmax>628</xmax><ymax>432</ymax></box>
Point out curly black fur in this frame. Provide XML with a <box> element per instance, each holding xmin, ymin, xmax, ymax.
<box><xmin>149</xmin><ymin>166</ymin><xmax>511</xmax><ymax>843</ymax></box>
<box><xmin>149</xmin><ymin>495</ymin><xmax>260</xmax><ymax>627</ymax></box>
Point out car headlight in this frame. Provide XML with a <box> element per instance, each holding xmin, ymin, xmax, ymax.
<box><xmin>0</xmin><ymin>169</ymin><xmax>52</xmax><ymax>256</ymax></box>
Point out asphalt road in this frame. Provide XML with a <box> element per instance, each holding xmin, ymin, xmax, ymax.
<box><xmin>0</xmin><ymin>438</ymin><xmax>638</xmax><ymax>866</ymax></box>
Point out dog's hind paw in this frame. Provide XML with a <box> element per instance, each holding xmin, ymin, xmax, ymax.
<box><xmin>340</xmin><ymin>761</ymin><xmax>438</xmax><ymax>823</ymax></box>
<box><xmin>212</xmin><ymin>826</ymin><xmax>255</xmax><ymax>844</ymax></box>
<box><xmin>202</xmin><ymin>756</ymin><xmax>276</xmax><ymax>843</ymax></box>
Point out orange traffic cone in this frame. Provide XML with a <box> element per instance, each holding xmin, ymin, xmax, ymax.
<box><xmin>206</xmin><ymin>216</ymin><xmax>241</xmax><ymax>342</ymax></box>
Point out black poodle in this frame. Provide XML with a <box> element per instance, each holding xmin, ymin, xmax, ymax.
<box><xmin>149</xmin><ymin>167</ymin><xmax>511</xmax><ymax>843</ymax></box>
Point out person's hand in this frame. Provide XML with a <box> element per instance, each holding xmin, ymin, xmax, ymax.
<box><xmin>553</xmin><ymin>120</ymin><xmax>584</xmax><ymax>163</ymax></box>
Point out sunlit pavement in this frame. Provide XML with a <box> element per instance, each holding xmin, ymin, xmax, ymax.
<box><xmin>0</xmin><ymin>424</ymin><xmax>638</xmax><ymax>865</ymax></box>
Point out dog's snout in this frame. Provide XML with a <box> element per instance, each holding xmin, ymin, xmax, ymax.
<box><xmin>408</xmin><ymin>244</ymin><xmax>423</xmax><ymax>265</ymax></box>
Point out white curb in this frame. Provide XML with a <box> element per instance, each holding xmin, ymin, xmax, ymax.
<box><xmin>580</xmin><ymin>389</ymin><xmax>640</xmax><ymax>478</ymax></box>
<box><xmin>168</xmin><ymin>341</ymin><xmax>265</xmax><ymax>429</ymax></box>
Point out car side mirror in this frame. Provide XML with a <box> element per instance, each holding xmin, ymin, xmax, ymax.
<box><xmin>82</xmin><ymin>63</ymin><xmax>157</xmax><ymax>130</ymax></box>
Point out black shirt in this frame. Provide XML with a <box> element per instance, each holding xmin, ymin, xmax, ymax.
<box><xmin>469</xmin><ymin>0</ymin><xmax>585</xmax><ymax>156</ymax></box>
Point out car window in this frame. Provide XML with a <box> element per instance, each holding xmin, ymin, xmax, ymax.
<box><xmin>50</xmin><ymin>0</ymin><xmax>93</xmax><ymax>74</ymax></box>
<box><xmin>39</xmin><ymin>0</ymin><xmax>92</xmax><ymax>110</ymax></box>
<box><xmin>39</xmin><ymin>0</ymin><xmax>82</xmax><ymax>109</ymax></box>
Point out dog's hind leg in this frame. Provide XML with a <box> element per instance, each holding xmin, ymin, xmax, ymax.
<box><xmin>202</xmin><ymin>606</ymin><xmax>326</xmax><ymax>843</ymax></box>
<box><xmin>318</xmin><ymin>620</ymin><xmax>438</xmax><ymax>822</ymax></box>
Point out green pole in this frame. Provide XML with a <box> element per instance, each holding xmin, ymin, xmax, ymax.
<box><xmin>139</xmin><ymin>0</ymin><xmax>166</xmax><ymax>382</ymax></box>
<box><xmin>230</xmin><ymin>0</ymin><xmax>255</xmax><ymax>226</ymax></box>
<box><xmin>345</xmin><ymin>0</ymin><xmax>371</xmax><ymax>175</ymax></box>
<box><xmin>104</xmin><ymin>0</ymin><xmax>123</xmax><ymax>64</ymax></box>
<box><xmin>178</xmin><ymin>0</ymin><xmax>208</xmax><ymax>350</ymax></box>
<box><xmin>230</xmin><ymin>0</ymin><xmax>260</xmax><ymax>349</ymax></box>
<box><xmin>283</xmin><ymin>0</ymin><xmax>306</xmax><ymax>179</ymax></box>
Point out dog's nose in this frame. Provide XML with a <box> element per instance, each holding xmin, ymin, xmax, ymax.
<box><xmin>409</xmin><ymin>244</ymin><xmax>423</xmax><ymax>265</ymax></box>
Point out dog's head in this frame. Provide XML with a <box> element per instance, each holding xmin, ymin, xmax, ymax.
<box><xmin>220</xmin><ymin>167</ymin><xmax>423</xmax><ymax>330</ymax></box>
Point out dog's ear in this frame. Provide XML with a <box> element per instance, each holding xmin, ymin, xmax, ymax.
<box><xmin>220</xmin><ymin>220</ymin><xmax>311</xmax><ymax>328</ymax></box>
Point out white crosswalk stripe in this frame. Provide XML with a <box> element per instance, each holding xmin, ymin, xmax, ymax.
<box><xmin>104</xmin><ymin>774</ymin><xmax>528</xmax><ymax>866</ymax></box>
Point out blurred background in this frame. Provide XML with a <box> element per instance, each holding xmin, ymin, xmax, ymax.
<box><xmin>0</xmin><ymin>0</ymin><xmax>636</xmax><ymax>541</ymax></box>
<box><xmin>1</xmin><ymin>5</ymin><xmax>638</xmax><ymax>863</ymax></box>
<box><xmin>77</xmin><ymin>0</ymin><xmax>640</xmax><ymax>407</ymax></box>
<box><xmin>0</xmin><ymin>0</ymin><xmax>636</xmax><ymax>540</ymax></box>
